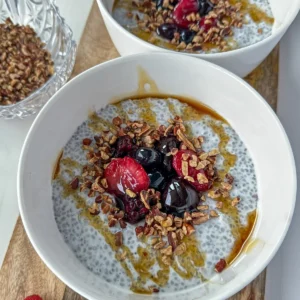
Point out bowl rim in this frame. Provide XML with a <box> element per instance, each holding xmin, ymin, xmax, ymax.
<box><xmin>0</xmin><ymin>0</ymin><xmax>76</xmax><ymax>113</ymax></box>
<box><xmin>97</xmin><ymin>0</ymin><xmax>300</xmax><ymax>58</ymax></box>
<box><xmin>18</xmin><ymin>52</ymin><xmax>297</xmax><ymax>300</ymax></box>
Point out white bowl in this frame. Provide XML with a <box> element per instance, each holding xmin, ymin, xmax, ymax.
<box><xmin>97</xmin><ymin>0</ymin><xmax>300</xmax><ymax>77</ymax></box>
<box><xmin>18</xmin><ymin>53</ymin><xmax>296</xmax><ymax>300</ymax></box>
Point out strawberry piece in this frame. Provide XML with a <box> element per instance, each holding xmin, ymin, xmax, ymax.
<box><xmin>173</xmin><ymin>0</ymin><xmax>199</xmax><ymax>28</ymax></box>
<box><xmin>105</xmin><ymin>157</ymin><xmax>150</xmax><ymax>195</ymax></box>
<box><xmin>24</xmin><ymin>295</ymin><xmax>43</xmax><ymax>300</ymax></box>
<box><xmin>172</xmin><ymin>150</ymin><xmax>212</xmax><ymax>191</ymax></box>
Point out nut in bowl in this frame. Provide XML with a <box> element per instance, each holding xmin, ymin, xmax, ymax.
<box><xmin>18</xmin><ymin>53</ymin><xmax>296</xmax><ymax>300</ymax></box>
<box><xmin>0</xmin><ymin>0</ymin><xmax>76</xmax><ymax>119</ymax></box>
<box><xmin>97</xmin><ymin>0</ymin><xmax>300</xmax><ymax>76</ymax></box>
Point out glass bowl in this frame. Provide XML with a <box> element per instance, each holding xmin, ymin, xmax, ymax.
<box><xmin>0</xmin><ymin>0</ymin><xmax>77</xmax><ymax>119</ymax></box>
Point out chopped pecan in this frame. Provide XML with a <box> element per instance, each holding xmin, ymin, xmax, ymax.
<box><xmin>119</xmin><ymin>219</ymin><xmax>127</xmax><ymax>229</ymax></box>
<box><xmin>115</xmin><ymin>231</ymin><xmax>123</xmax><ymax>247</ymax></box>
<box><xmin>210</xmin><ymin>210</ymin><xmax>219</xmax><ymax>217</ymax></box>
<box><xmin>70</xmin><ymin>177</ymin><xmax>79</xmax><ymax>190</ymax></box>
<box><xmin>174</xmin><ymin>216</ymin><xmax>183</xmax><ymax>228</ymax></box>
<box><xmin>135</xmin><ymin>226</ymin><xmax>144</xmax><ymax>238</ymax></box>
<box><xmin>160</xmin><ymin>245</ymin><xmax>173</xmax><ymax>256</ymax></box>
<box><xmin>174</xmin><ymin>242</ymin><xmax>187</xmax><ymax>256</ymax></box>
<box><xmin>82</xmin><ymin>138</ymin><xmax>92</xmax><ymax>146</ymax></box>
<box><xmin>161</xmin><ymin>255</ymin><xmax>172</xmax><ymax>266</ymax></box>
<box><xmin>215</xmin><ymin>258</ymin><xmax>226</xmax><ymax>273</ymax></box>
<box><xmin>231</xmin><ymin>197</ymin><xmax>240</xmax><ymax>206</ymax></box>
<box><xmin>125</xmin><ymin>188</ymin><xmax>136</xmax><ymax>198</ymax></box>
<box><xmin>168</xmin><ymin>231</ymin><xmax>178</xmax><ymax>251</ymax></box>
<box><xmin>192</xmin><ymin>214</ymin><xmax>210</xmax><ymax>225</ymax></box>
<box><xmin>153</xmin><ymin>241</ymin><xmax>167</xmax><ymax>250</ymax></box>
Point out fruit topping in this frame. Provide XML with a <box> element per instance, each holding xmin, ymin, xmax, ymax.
<box><xmin>157</xmin><ymin>23</ymin><xmax>180</xmax><ymax>41</ymax></box>
<box><xmin>162</xmin><ymin>178</ymin><xmax>200</xmax><ymax>217</ymax></box>
<box><xmin>180</xmin><ymin>29</ymin><xmax>196</xmax><ymax>44</ymax></box>
<box><xmin>114</xmin><ymin>135</ymin><xmax>137</xmax><ymax>157</ymax></box>
<box><xmin>199</xmin><ymin>16</ymin><xmax>217</xmax><ymax>33</ymax></box>
<box><xmin>133</xmin><ymin>147</ymin><xmax>162</xmax><ymax>169</ymax></box>
<box><xmin>172</xmin><ymin>149</ymin><xmax>212</xmax><ymax>191</ymax></box>
<box><xmin>105</xmin><ymin>157</ymin><xmax>150</xmax><ymax>195</ymax></box>
<box><xmin>156</xmin><ymin>136</ymin><xmax>179</xmax><ymax>154</ymax></box>
<box><xmin>116</xmin><ymin>194</ymin><xmax>149</xmax><ymax>224</ymax></box>
<box><xmin>24</xmin><ymin>296</ymin><xmax>43</xmax><ymax>300</ymax></box>
<box><xmin>173</xmin><ymin>0</ymin><xmax>199</xmax><ymax>28</ymax></box>
<box><xmin>198</xmin><ymin>0</ymin><xmax>214</xmax><ymax>17</ymax></box>
<box><xmin>148</xmin><ymin>170</ymin><xmax>167</xmax><ymax>191</ymax></box>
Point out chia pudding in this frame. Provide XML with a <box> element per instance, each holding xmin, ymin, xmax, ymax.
<box><xmin>52</xmin><ymin>97</ymin><xmax>258</xmax><ymax>294</ymax></box>
<box><xmin>112</xmin><ymin>0</ymin><xmax>274</xmax><ymax>53</ymax></box>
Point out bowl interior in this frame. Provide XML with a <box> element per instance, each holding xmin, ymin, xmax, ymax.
<box><xmin>18</xmin><ymin>53</ymin><xmax>296</xmax><ymax>300</ymax></box>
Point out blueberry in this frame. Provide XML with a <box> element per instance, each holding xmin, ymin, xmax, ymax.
<box><xmin>157</xmin><ymin>23</ymin><xmax>179</xmax><ymax>40</ymax></box>
<box><xmin>198</xmin><ymin>0</ymin><xmax>214</xmax><ymax>17</ymax></box>
<box><xmin>148</xmin><ymin>170</ymin><xmax>167</xmax><ymax>191</ymax></box>
<box><xmin>133</xmin><ymin>147</ymin><xmax>162</xmax><ymax>168</ymax></box>
<box><xmin>161</xmin><ymin>178</ymin><xmax>200</xmax><ymax>217</ymax></box>
<box><xmin>156</xmin><ymin>136</ymin><xmax>179</xmax><ymax>154</ymax></box>
<box><xmin>180</xmin><ymin>29</ymin><xmax>196</xmax><ymax>44</ymax></box>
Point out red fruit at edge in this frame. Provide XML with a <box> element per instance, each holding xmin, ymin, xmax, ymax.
<box><xmin>172</xmin><ymin>149</ymin><xmax>212</xmax><ymax>191</ymax></box>
<box><xmin>173</xmin><ymin>0</ymin><xmax>199</xmax><ymax>28</ymax></box>
<box><xmin>199</xmin><ymin>17</ymin><xmax>217</xmax><ymax>33</ymax></box>
<box><xmin>105</xmin><ymin>157</ymin><xmax>150</xmax><ymax>195</ymax></box>
<box><xmin>24</xmin><ymin>295</ymin><xmax>43</xmax><ymax>300</ymax></box>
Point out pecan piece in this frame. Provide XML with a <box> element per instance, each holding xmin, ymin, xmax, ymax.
<box><xmin>174</xmin><ymin>242</ymin><xmax>187</xmax><ymax>256</ymax></box>
<box><xmin>215</xmin><ymin>258</ymin><xmax>226</xmax><ymax>273</ymax></box>
<box><xmin>115</xmin><ymin>231</ymin><xmax>123</xmax><ymax>247</ymax></box>
<box><xmin>70</xmin><ymin>177</ymin><xmax>79</xmax><ymax>190</ymax></box>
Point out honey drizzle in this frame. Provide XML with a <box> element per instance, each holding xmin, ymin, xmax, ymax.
<box><xmin>208</xmin><ymin>121</ymin><xmax>257</xmax><ymax>264</ymax></box>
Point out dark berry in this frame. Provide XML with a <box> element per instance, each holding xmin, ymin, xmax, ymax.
<box><xmin>162</xmin><ymin>178</ymin><xmax>200</xmax><ymax>217</ymax></box>
<box><xmin>114</xmin><ymin>135</ymin><xmax>136</xmax><ymax>157</ymax></box>
<box><xmin>148</xmin><ymin>170</ymin><xmax>167</xmax><ymax>191</ymax></box>
<box><xmin>155</xmin><ymin>0</ymin><xmax>163</xmax><ymax>8</ymax></box>
<box><xmin>180</xmin><ymin>29</ymin><xmax>196</xmax><ymax>44</ymax></box>
<box><xmin>156</xmin><ymin>136</ymin><xmax>180</xmax><ymax>154</ymax></box>
<box><xmin>116</xmin><ymin>194</ymin><xmax>149</xmax><ymax>224</ymax></box>
<box><xmin>133</xmin><ymin>147</ymin><xmax>162</xmax><ymax>168</ymax></box>
<box><xmin>157</xmin><ymin>23</ymin><xmax>180</xmax><ymax>40</ymax></box>
<box><xmin>198</xmin><ymin>0</ymin><xmax>214</xmax><ymax>16</ymax></box>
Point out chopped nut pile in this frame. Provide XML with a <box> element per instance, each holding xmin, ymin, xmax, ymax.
<box><xmin>0</xmin><ymin>18</ymin><xmax>54</xmax><ymax>105</ymax></box>
<box><xmin>69</xmin><ymin>114</ymin><xmax>240</xmax><ymax>273</ymax></box>
<box><xmin>128</xmin><ymin>0</ymin><xmax>244</xmax><ymax>52</ymax></box>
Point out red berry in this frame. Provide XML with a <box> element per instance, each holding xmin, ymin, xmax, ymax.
<box><xmin>24</xmin><ymin>295</ymin><xmax>43</xmax><ymax>300</ymax></box>
<box><xmin>105</xmin><ymin>157</ymin><xmax>150</xmax><ymax>195</ymax></box>
<box><xmin>173</xmin><ymin>0</ymin><xmax>199</xmax><ymax>28</ymax></box>
<box><xmin>199</xmin><ymin>17</ymin><xmax>217</xmax><ymax>33</ymax></box>
<box><xmin>172</xmin><ymin>150</ymin><xmax>212</xmax><ymax>191</ymax></box>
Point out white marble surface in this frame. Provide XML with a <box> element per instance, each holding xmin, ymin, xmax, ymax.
<box><xmin>265</xmin><ymin>12</ymin><xmax>300</xmax><ymax>300</ymax></box>
<box><xmin>0</xmin><ymin>0</ymin><xmax>93</xmax><ymax>267</ymax></box>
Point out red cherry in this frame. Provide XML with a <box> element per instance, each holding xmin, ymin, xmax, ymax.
<box><xmin>24</xmin><ymin>295</ymin><xmax>43</xmax><ymax>300</ymax></box>
<box><xmin>105</xmin><ymin>157</ymin><xmax>150</xmax><ymax>195</ymax></box>
<box><xmin>172</xmin><ymin>150</ymin><xmax>212</xmax><ymax>191</ymax></box>
<box><xmin>173</xmin><ymin>0</ymin><xmax>199</xmax><ymax>28</ymax></box>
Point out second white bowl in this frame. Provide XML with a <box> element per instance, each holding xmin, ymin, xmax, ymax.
<box><xmin>97</xmin><ymin>0</ymin><xmax>300</xmax><ymax>77</ymax></box>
